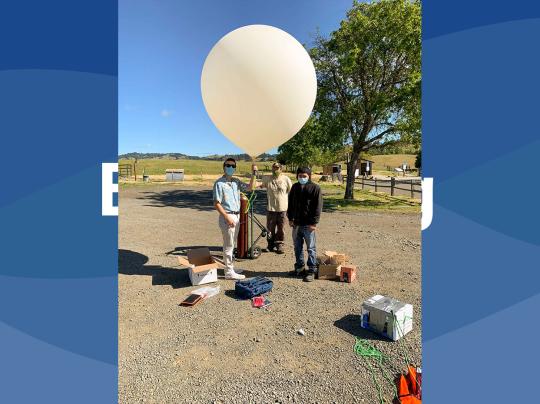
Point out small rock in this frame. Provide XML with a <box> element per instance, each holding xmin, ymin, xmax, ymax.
<box><xmin>297</xmin><ymin>329</ymin><xmax>305</xmax><ymax>336</ymax></box>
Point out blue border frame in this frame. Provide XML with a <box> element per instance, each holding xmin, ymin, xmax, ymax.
<box><xmin>0</xmin><ymin>1</ymin><xmax>118</xmax><ymax>402</ymax></box>
<box><xmin>423</xmin><ymin>1</ymin><xmax>540</xmax><ymax>402</ymax></box>
<box><xmin>1</xmin><ymin>1</ymin><xmax>539</xmax><ymax>402</ymax></box>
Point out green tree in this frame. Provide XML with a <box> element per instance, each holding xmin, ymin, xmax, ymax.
<box><xmin>310</xmin><ymin>0</ymin><xmax>421</xmax><ymax>199</ymax></box>
<box><xmin>277</xmin><ymin>117</ymin><xmax>342</xmax><ymax>170</ymax></box>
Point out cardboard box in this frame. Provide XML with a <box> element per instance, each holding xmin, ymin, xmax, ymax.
<box><xmin>318</xmin><ymin>264</ymin><xmax>341</xmax><ymax>280</ymax></box>
<box><xmin>323</xmin><ymin>250</ymin><xmax>349</xmax><ymax>265</ymax></box>
<box><xmin>360</xmin><ymin>295</ymin><xmax>413</xmax><ymax>341</ymax></box>
<box><xmin>177</xmin><ymin>248</ymin><xmax>224</xmax><ymax>286</ymax></box>
<box><xmin>340</xmin><ymin>265</ymin><xmax>357</xmax><ymax>283</ymax></box>
<box><xmin>316</xmin><ymin>255</ymin><xmax>340</xmax><ymax>280</ymax></box>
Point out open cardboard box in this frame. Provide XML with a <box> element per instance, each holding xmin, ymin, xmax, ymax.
<box><xmin>323</xmin><ymin>250</ymin><xmax>349</xmax><ymax>265</ymax></box>
<box><xmin>317</xmin><ymin>255</ymin><xmax>341</xmax><ymax>280</ymax></box>
<box><xmin>177</xmin><ymin>247</ymin><xmax>224</xmax><ymax>286</ymax></box>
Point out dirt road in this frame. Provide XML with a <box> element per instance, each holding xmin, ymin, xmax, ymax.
<box><xmin>119</xmin><ymin>184</ymin><xmax>421</xmax><ymax>403</ymax></box>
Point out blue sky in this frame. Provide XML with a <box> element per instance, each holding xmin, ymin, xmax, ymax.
<box><xmin>119</xmin><ymin>0</ymin><xmax>353</xmax><ymax>156</ymax></box>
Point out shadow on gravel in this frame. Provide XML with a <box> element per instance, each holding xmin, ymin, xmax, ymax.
<box><xmin>241</xmin><ymin>268</ymin><xmax>292</xmax><ymax>279</ymax></box>
<box><xmin>139</xmin><ymin>189</ymin><xmax>268</xmax><ymax>215</ymax></box>
<box><xmin>224</xmin><ymin>289</ymin><xmax>242</xmax><ymax>300</ymax></box>
<box><xmin>166</xmin><ymin>245</ymin><xmax>223</xmax><ymax>258</ymax></box>
<box><xmin>119</xmin><ymin>249</ymin><xmax>192</xmax><ymax>289</ymax></box>
<box><xmin>139</xmin><ymin>189</ymin><xmax>214</xmax><ymax>211</ymax></box>
<box><xmin>334</xmin><ymin>314</ymin><xmax>388</xmax><ymax>341</ymax></box>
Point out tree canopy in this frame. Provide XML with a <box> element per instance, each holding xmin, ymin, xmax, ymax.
<box><xmin>279</xmin><ymin>0</ymin><xmax>421</xmax><ymax>199</ymax></box>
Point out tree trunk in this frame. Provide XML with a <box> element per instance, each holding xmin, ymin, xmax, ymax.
<box><xmin>344</xmin><ymin>150</ymin><xmax>360</xmax><ymax>200</ymax></box>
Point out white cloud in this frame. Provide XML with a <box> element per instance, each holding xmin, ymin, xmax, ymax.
<box><xmin>161</xmin><ymin>109</ymin><xmax>173</xmax><ymax>117</ymax></box>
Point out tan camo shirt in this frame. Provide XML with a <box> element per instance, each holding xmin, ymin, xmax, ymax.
<box><xmin>261</xmin><ymin>174</ymin><xmax>293</xmax><ymax>212</ymax></box>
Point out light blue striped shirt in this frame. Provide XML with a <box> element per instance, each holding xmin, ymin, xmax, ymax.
<box><xmin>213</xmin><ymin>176</ymin><xmax>249</xmax><ymax>212</ymax></box>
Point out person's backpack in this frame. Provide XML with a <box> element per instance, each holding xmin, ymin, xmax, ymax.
<box><xmin>235</xmin><ymin>276</ymin><xmax>273</xmax><ymax>299</ymax></box>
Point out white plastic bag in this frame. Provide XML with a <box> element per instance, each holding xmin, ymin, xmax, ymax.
<box><xmin>191</xmin><ymin>285</ymin><xmax>221</xmax><ymax>299</ymax></box>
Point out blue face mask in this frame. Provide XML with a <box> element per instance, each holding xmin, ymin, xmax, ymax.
<box><xmin>298</xmin><ymin>177</ymin><xmax>309</xmax><ymax>185</ymax></box>
<box><xmin>225</xmin><ymin>166</ymin><xmax>235</xmax><ymax>176</ymax></box>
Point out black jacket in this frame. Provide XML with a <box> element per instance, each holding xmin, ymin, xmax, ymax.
<box><xmin>287</xmin><ymin>181</ymin><xmax>323</xmax><ymax>226</ymax></box>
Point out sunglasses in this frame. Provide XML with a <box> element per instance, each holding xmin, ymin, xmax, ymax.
<box><xmin>224</xmin><ymin>164</ymin><xmax>236</xmax><ymax>168</ymax></box>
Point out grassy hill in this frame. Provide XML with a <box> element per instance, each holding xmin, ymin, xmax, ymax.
<box><xmin>368</xmin><ymin>154</ymin><xmax>417</xmax><ymax>170</ymax></box>
<box><xmin>118</xmin><ymin>158</ymin><xmax>277</xmax><ymax>176</ymax></box>
<box><xmin>118</xmin><ymin>154</ymin><xmax>417</xmax><ymax>177</ymax></box>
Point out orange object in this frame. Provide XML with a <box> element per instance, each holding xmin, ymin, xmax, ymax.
<box><xmin>398</xmin><ymin>374</ymin><xmax>410</xmax><ymax>396</ymax></box>
<box><xmin>400</xmin><ymin>396</ymin><xmax>421</xmax><ymax>404</ymax></box>
<box><xmin>397</xmin><ymin>365</ymin><xmax>422</xmax><ymax>403</ymax></box>
<box><xmin>407</xmin><ymin>365</ymin><xmax>418</xmax><ymax>396</ymax></box>
<box><xmin>340</xmin><ymin>265</ymin><xmax>357</xmax><ymax>283</ymax></box>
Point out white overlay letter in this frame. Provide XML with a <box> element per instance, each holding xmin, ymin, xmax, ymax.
<box><xmin>421</xmin><ymin>177</ymin><xmax>433</xmax><ymax>230</ymax></box>
<box><xmin>102</xmin><ymin>163</ymin><xmax>118</xmax><ymax>216</ymax></box>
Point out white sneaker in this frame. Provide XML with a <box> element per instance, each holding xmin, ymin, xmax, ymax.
<box><xmin>225</xmin><ymin>271</ymin><xmax>245</xmax><ymax>280</ymax></box>
<box><xmin>234</xmin><ymin>268</ymin><xmax>244</xmax><ymax>274</ymax></box>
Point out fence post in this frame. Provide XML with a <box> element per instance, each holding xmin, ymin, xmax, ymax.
<box><xmin>391</xmin><ymin>177</ymin><xmax>395</xmax><ymax>196</ymax></box>
<box><xmin>375</xmin><ymin>178</ymin><xmax>378</xmax><ymax>192</ymax></box>
<box><xmin>410</xmin><ymin>180</ymin><xmax>414</xmax><ymax>198</ymax></box>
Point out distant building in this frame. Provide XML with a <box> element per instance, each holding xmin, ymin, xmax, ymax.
<box><xmin>323</xmin><ymin>158</ymin><xmax>374</xmax><ymax>178</ymax></box>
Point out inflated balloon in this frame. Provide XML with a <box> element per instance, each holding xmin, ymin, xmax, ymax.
<box><xmin>201</xmin><ymin>25</ymin><xmax>317</xmax><ymax>158</ymax></box>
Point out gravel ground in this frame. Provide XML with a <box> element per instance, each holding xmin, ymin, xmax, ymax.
<box><xmin>119</xmin><ymin>184</ymin><xmax>421</xmax><ymax>404</ymax></box>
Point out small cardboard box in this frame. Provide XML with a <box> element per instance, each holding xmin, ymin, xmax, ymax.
<box><xmin>316</xmin><ymin>255</ymin><xmax>340</xmax><ymax>280</ymax></box>
<box><xmin>318</xmin><ymin>264</ymin><xmax>341</xmax><ymax>280</ymax></box>
<box><xmin>340</xmin><ymin>265</ymin><xmax>357</xmax><ymax>283</ymax></box>
<box><xmin>177</xmin><ymin>248</ymin><xmax>223</xmax><ymax>286</ymax></box>
<box><xmin>323</xmin><ymin>251</ymin><xmax>349</xmax><ymax>265</ymax></box>
<box><xmin>360</xmin><ymin>295</ymin><xmax>413</xmax><ymax>341</ymax></box>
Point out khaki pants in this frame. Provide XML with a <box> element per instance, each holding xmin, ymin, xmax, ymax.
<box><xmin>267</xmin><ymin>211</ymin><xmax>286</xmax><ymax>246</ymax></box>
<box><xmin>219</xmin><ymin>213</ymin><xmax>240</xmax><ymax>272</ymax></box>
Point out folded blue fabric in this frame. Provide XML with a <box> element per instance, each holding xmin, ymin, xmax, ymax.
<box><xmin>235</xmin><ymin>276</ymin><xmax>273</xmax><ymax>299</ymax></box>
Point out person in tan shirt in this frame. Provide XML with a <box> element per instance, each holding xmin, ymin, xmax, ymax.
<box><xmin>254</xmin><ymin>162</ymin><xmax>293</xmax><ymax>254</ymax></box>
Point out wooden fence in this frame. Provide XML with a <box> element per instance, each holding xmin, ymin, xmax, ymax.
<box><xmin>118</xmin><ymin>163</ymin><xmax>133</xmax><ymax>179</ymax></box>
<box><xmin>355</xmin><ymin>177</ymin><xmax>422</xmax><ymax>198</ymax></box>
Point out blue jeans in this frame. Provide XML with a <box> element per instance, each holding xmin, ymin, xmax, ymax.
<box><xmin>292</xmin><ymin>225</ymin><xmax>317</xmax><ymax>272</ymax></box>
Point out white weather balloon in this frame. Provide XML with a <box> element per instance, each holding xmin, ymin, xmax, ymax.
<box><xmin>201</xmin><ymin>25</ymin><xmax>317</xmax><ymax>158</ymax></box>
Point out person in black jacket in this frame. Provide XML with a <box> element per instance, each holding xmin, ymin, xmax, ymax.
<box><xmin>287</xmin><ymin>166</ymin><xmax>323</xmax><ymax>282</ymax></box>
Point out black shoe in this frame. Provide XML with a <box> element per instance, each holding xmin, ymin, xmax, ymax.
<box><xmin>289</xmin><ymin>266</ymin><xmax>305</xmax><ymax>277</ymax></box>
<box><xmin>303</xmin><ymin>272</ymin><xmax>315</xmax><ymax>282</ymax></box>
<box><xmin>275</xmin><ymin>244</ymin><xmax>285</xmax><ymax>254</ymax></box>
